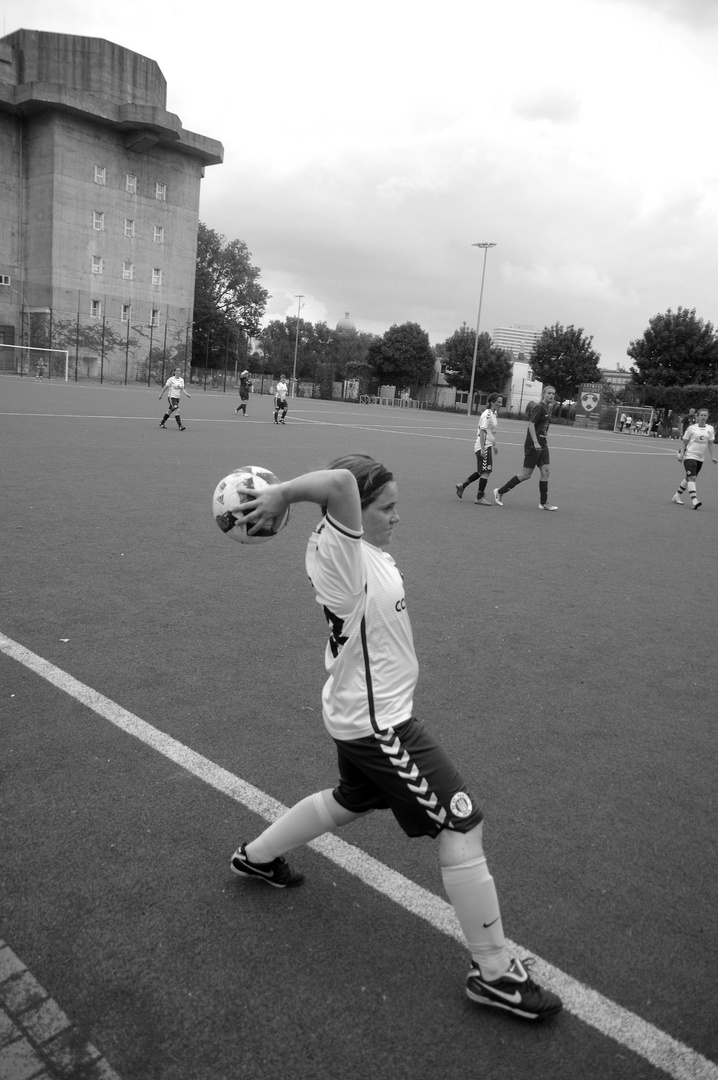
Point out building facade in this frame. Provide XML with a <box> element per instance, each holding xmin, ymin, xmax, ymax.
<box><xmin>491</xmin><ymin>323</ymin><xmax>541</xmax><ymax>362</ymax></box>
<box><xmin>490</xmin><ymin>325</ymin><xmax>543</xmax><ymax>412</ymax></box>
<box><xmin>0</xmin><ymin>30</ymin><xmax>222</xmax><ymax>378</ymax></box>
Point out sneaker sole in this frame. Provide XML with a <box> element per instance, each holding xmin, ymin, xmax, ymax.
<box><xmin>466</xmin><ymin>985</ymin><xmax>562</xmax><ymax>1021</ymax></box>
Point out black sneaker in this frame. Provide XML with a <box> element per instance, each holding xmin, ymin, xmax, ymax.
<box><xmin>455</xmin><ymin>484</ymin><xmax>464</xmax><ymax>499</ymax></box>
<box><xmin>158</xmin><ymin>422</ymin><xmax>166</xmax><ymax>428</ymax></box>
<box><xmin>466</xmin><ymin>958</ymin><xmax>562</xmax><ymax>1020</ymax></box>
<box><xmin>230</xmin><ymin>843</ymin><xmax>304</xmax><ymax>888</ymax></box>
<box><xmin>692</xmin><ymin>501</ymin><xmax>702</xmax><ymax>510</ymax></box>
<box><xmin>179</xmin><ymin>426</ymin><xmax>186</xmax><ymax>431</ymax></box>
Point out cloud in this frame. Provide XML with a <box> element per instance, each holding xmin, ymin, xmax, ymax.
<box><xmin>511</xmin><ymin>88</ymin><xmax>581</xmax><ymax>124</ymax></box>
<box><xmin>598</xmin><ymin>0</ymin><xmax>718</xmax><ymax>28</ymax></box>
<box><xmin>502</xmin><ymin>262</ymin><xmax>638</xmax><ymax>308</ymax></box>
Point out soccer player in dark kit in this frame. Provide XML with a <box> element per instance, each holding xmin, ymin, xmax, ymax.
<box><xmin>227</xmin><ymin>453</ymin><xmax>562</xmax><ymax>1022</ymax></box>
<box><xmin>493</xmin><ymin>385</ymin><xmax>558</xmax><ymax>510</ymax></box>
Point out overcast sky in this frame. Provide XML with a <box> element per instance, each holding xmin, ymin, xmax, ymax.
<box><xmin>3</xmin><ymin>0</ymin><xmax>718</xmax><ymax>368</ymax></box>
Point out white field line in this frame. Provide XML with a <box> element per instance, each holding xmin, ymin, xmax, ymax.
<box><xmin>1</xmin><ymin>632</ymin><xmax>715</xmax><ymax>1080</ymax></box>
<box><xmin>0</xmin><ymin>410</ymin><xmax>674</xmax><ymax>455</ymax></box>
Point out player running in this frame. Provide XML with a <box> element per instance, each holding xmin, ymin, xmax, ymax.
<box><xmin>455</xmin><ymin>393</ymin><xmax>502</xmax><ymax>506</ymax></box>
<box><xmin>673</xmin><ymin>408</ymin><xmax>717</xmax><ymax>509</ymax></box>
<box><xmin>158</xmin><ymin>367</ymin><xmax>190</xmax><ymax>430</ymax></box>
<box><xmin>274</xmin><ymin>375</ymin><xmax>289</xmax><ymax>424</ymax></box>
<box><xmin>228</xmin><ymin>454</ymin><xmax>562</xmax><ymax>1022</ymax></box>
<box><xmin>493</xmin><ymin>385</ymin><xmax>558</xmax><ymax>510</ymax></box>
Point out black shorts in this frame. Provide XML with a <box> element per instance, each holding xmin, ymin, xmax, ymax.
<box><xmin>275</xmin><ymin>397</ymin><xmax>288</xmax><ymax>410</ymax></box>
<box><xmin>167</xmin><ymin>398</ymin><xmax>180</xmax><ymax>413</ymax></box>
<box><xmin>523</xmin><ymin>444</ymin><xmax>549</xmax><ymax>470</ymax></box>
<box><xmin>332</xmin><ymin>717</ymin><xmax>483</xmax><ymax>838</ymax></box>
<box><xmin>475</xmin><ymin>447</ymin><xmax>493</xmax><ymax>475</ymax></box>
<box><xmin>684</xmin><ymin>459</ymin><xmax>703</xmax><ymax>478</ymax></box>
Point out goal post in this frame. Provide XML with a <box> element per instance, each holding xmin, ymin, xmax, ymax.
<box><xmin>0</xmin><ymin>344</ymin><xmax>70</xmax><ymax>381</ymax></box>
<box><xmin>614</xmin><ymin>405</ymin><xmax>655</xmax><ymax>434</ymax></box>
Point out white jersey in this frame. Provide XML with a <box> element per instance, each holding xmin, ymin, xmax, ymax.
<box><xmin>275</xmin><ymin>381</ymin><xmax>288</xmax><ymax>400</ymax></box>
<box><xmin>165</xmin><ymin>376</ymin><xmax>184</xmax><ymax>399</ymax></box>
<box><xmin>684</xmin><ymin>424</ymin><xmax>715</xmax><ymax>461</ymax></box>
<box><xmin>474</xmin><ymin>408</ymin><xmax>498</xmax><ymax>451</ymax></box>
<box><xmin>305</xmin><ymin>513</ymin><xmax>419</xmax><ymax>741</ymax></box>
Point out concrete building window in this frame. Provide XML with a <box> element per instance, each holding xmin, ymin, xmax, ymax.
<box><xmin>122</xmin><ymin>261</ymin><xmax>134</xmax><ymax>280</ymax></box>
<box><xmin>94</xmin><ymin>165</ymin><xmax>106</xmax><ymax>185</ymax></box>
<box><xmin>91</xmin><ymin>300</ymin><xmax>101</xmax><ymax>318</ymax></box>
<box><xmin>155</xmin><ymin>182</ymin><xmax>166</xmax><ymax>201</ymax></box>
<box><xmin>150</xmin><ymin>308</ymin><xmax>160</xmax><ymax>327</ymax></box>
<box><xmin>91</xmin><ymin>256</ymin><xmax>103</xmax><ymax>274</ymax></box>
<box><xmin>121</xmin><ymin>304</ymin><xmax>131</xmax><ymax>322</ymax></box>
<box><xmin>93</xmin><ymin>211</ymin><xmax>104</xmax><ymax>231</ymax></box>
<box><xmin>126</xmin><ymin>174</ymin><xmax>137</xmax><ymax>194</ymax></box>
<box><xmin>0</xmin><ymin>275</ymin><xmax>10</xmax><ymax>286</ymax></box>
<box><xmin>124</xmin><ymin>218</ymin><xmax>135</xmax><ymax>238</ymax></box>
<box><xmin>152</xmin><ymin>268</ymin><xmax>162</xmax><ymax>286</ymax></box>
<box><xmin>153</xmin><ymin>225</ymin><xmax>164</xmax><ymax>244</ymax></box>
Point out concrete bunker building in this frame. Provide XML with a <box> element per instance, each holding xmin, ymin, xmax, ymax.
<box><xmin>0</xmin><ymin>29</ymin><xmax>223</xmax><ymax>379</ymax></box>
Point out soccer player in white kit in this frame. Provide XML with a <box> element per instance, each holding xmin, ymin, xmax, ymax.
<box><xmin>158</xmin><ymin>367</ymin><xmax>190</xmax><ymax>430</ymax></box>
<box><xmin>673</xmin><ymin>408</ymin><xmax>717</xmax><ymax>509</ymax></box>
<box><xmin>229</xmin><ymin>453</ymin><xmax>562</xmax><ymax>1022</ymax></box>
<box><xmin>274</xmin><ymin>376</ymin><xmax>289</xmax><ymax>424</ymax></box>
<box><xmin>455</xmin><ymin>392</ymin><xmax>502</xmax><ymax>505</ymax></box>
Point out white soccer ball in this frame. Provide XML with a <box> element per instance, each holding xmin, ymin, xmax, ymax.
<box><xmin>212</xmin><ymin>466</ymin><xmax>290</xmax><ymax>545</ymax></box>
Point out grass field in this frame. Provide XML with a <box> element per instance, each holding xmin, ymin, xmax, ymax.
<box><xmin>1</xmin><ymin>375</ymin><xmax>716</xmax><ymax>1080</ymax></box>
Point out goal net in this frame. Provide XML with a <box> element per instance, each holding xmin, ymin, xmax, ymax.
<box><xmin>614</xmin><ymin>405</ymin><xmax>656</xmax><ymax>435</ymax></box>
<box><xmin>0</xmin><ymin>344</ymin><xmax>70</xmax><ymax>381</ymax></box>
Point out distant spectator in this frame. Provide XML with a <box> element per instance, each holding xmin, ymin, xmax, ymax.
<box><xmin>681</xmin><ymin>408</ymin><xmax>697</xmax><ymax>436</ymax></box>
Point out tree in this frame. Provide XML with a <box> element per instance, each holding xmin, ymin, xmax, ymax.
<box><xmin>192</xmin><ymin>223</ymin><xmax>269</xmax><ymax>369</ymax></box>
<box><xmin>442</xmin><ymin>323</ymin><xmax>512</xmax><ymax>393</ymax></box>
<box><xmin>365</xmin><ymin>322</ymin><xmax>435</xmax><ymax>391</ymax></box>
<box><xmin>532</xmin><ymin>323</ymin><xmax>601</xmax><ymax>400</ymax></box>
<box><xmin>627</xmin><ymin>307</ymin><xmax>718</xmax><ymax>387</ymax></box>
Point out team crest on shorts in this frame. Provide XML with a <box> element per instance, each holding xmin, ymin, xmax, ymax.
<box><xmin>450</xmin><ymin>792</ymin><xmax>473</xmax><ymax>818</ymax></box>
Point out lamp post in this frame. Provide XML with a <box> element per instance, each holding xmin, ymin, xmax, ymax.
<box><xmin>467</xmin><ymin>242</ymin><xmax>496</xmax><ymax>417</ymax></box>
<box><xmin>291</xmin><ymin>294</ymin><xmax>304</xmax><ymax>397</ymax></box>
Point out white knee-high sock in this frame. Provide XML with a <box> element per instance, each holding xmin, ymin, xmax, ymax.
<box><xmin>441</xmin><ymin>856</ymin><xmax>510</xmax><ymax>979</ymax></box>
<box><xmin>245</xmin><ymin>791</ymin><xmax>360</xmax><ymax>863</ymax></box>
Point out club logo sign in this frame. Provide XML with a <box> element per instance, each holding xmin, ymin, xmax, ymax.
<box><xmin>577</xmin><ymin>383</ymin><xmax>603</xmax><ymax>415</ymax></box>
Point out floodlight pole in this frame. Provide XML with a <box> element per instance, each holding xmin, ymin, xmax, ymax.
<box><xmin>467</xmin><ymin>242</ymin><xmax>496</xmax><ymax>418</ymax></box>
<box><xmin>291</xmin><ymin>294</ymin><xmax>304</xmax><ymax>397</ymax></box>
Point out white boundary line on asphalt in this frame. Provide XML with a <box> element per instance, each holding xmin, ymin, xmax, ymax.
<box><xmin>1</xmin><ymin>630</ymin><xmax>716</xmax><ymax>1080</ymax></box>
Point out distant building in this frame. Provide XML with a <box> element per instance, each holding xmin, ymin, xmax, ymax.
<box><xmin>0</xmin><ymin>29</ymin><xmax>223</xmax><ymax>377</ymax></box>
<box><xmin>503</xmin><ymin>359</ymin><xmax>543</xmax><ymax>414</ymax></box>
<box><xmin>492</xmin><ymin>323</ymin><xmax>541</xmax><ymax>361</ymax></box>
<box><xmin>336</xmin><ymin>311</ymin><xmax>356</xmax><ymax>334</ymax></box>
<box><xmin>490</xmin><ymin>324</ymin><xmax>543</xmax><ymax>412</ymax></box>
<box><xmin>601</xmin><ymin>367</ymin><xmax>633</xmax><ymax>392</ymax></box>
